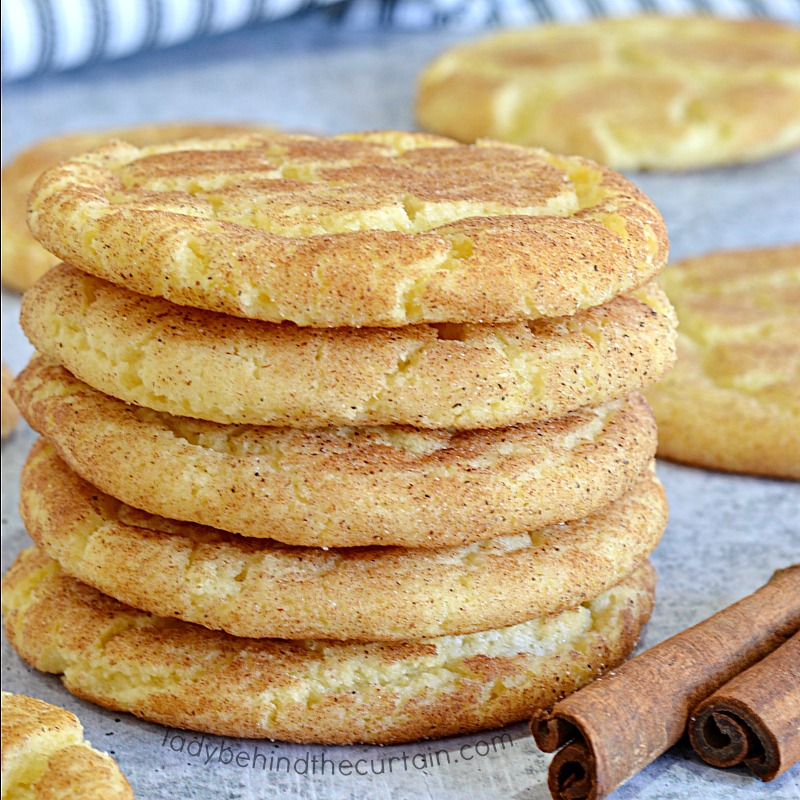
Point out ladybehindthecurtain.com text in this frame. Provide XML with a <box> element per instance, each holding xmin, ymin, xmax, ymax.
<box><xmin>161</xmin><ymin>730</ymin><xmax>517</xmax><ymax>776</ymax></box>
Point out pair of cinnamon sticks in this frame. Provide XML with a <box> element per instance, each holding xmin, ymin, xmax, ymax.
<box><xmin>531</xmin><ymin>564</ymin><xmax>800</xmax><ymax>800</ymax></box>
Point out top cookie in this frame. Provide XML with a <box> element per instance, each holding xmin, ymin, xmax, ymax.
<box><xmin>2</xmin><ymin>122</ymin><xmax>278</xmax><ymax>292</ymax></box>
<box><xmin>416</xmin><ymin>16</ymin><xmax>800</xmax><ymax>171</ymax></box>
<box><xmin>26</xmin><ymin>131</ymin><xmax>667</xmax><ymax>327</ymax></box>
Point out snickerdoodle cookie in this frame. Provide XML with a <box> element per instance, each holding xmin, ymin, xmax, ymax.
<box><xmin>20</xmin><ymin>265</ymin><xmax>676</xmax><ymax>429</ymax></box>
<box><xmin>645</xmin><ymin>244</ymin><xmax>799</xmax><ymax>478</ymax></box>
<box><xmin>1</xmin><ymin>363</ymin><xmax>19</xmax><ymax>439</ymax></box>
<box><xmin>416</xmin><ymin>16</ymin><xmax>800</xmax><ymax>170</ymax></box>
<box><xmin>1</xmin><ymin>691</ymin><xmax>133</xmax><ymax>800</ymax></box>
<box><xmin>26</xmin><ymin>131</ymin><xmax>668</xmax><ymax>326</ymax></box>
<box><xmin>2</xmin><ymin>548</ymin><xmax>655</xmax><ymax>744</ymax></box>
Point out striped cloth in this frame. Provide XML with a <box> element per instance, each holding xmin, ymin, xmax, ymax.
<box><xmin>2</xmin><ymin>0</ymin><xmax>798</xmax><ymax>82</ymax></box>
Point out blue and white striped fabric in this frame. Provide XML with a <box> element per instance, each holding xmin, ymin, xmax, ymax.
<box><xmin>2</xmin><ymin>0</ymin><xmax>798</xmax><ymax>82</ymax></box>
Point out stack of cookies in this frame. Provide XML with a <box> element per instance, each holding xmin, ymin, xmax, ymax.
<box><xmin>4</xmin><ymin>131</ymin><xmax>675</xmax><ymax>744</ymax></box>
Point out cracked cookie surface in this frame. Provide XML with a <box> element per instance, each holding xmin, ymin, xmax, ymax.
<box><xmin>26</xmin><ymin>130</ymin><xmax>667</xmax><ymax>326</ymax></box>
<box><xmin>416</xmin><ymin>16</ymin><xmax>800</xmax><ymax>170</ymax></box>
<box><xmin>2</xmin><ymin>548</ymin><xmax>655</xmax><ymax>744</ymax></box>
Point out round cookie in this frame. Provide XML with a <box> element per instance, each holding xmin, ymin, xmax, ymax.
<box><xmin>20</xmin><ymin>440</ymin><xmax>665</xmax><ymax>641</ymax></box>
<box><xmin>20</xmin><ymin>264</ymin><xmax>677</xmax><ymax>429</ymax></box>
<box><xmin>1</xmin><ymin>692</ymin><xmax>133</xmax><ymax>800</ymax></box>
<box><xmin>2</xmin><ymin>548</ymin><xmax>656</xmax><ymax>745</ymax></box>
<box><xmin>416</xmin><ymin>16</ymin><xmax>800</xmax><ymax>171</ymax></box>
<box><xmin>15</xmin><ymin>355</ymin><xmax>658</xmax><ymax>548</ymax></box>
<box><xmin>645</xmin><ymin>245</ymin><xmax>800</xmax><ymax>478</ymax></box>
<box><xmin>1</xmin><ymin>122</ymin><xmax>278</xmax><ymax>292</ymax></box>
<box><xmin>26</xmin><ymin>130</ymin><xmax>668</xmax><ymax>327</ymax></box>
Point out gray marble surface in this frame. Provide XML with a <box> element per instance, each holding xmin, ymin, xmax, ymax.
<box><xmin>2</xmin><ymin>14</ymin><xmax>800</xmax><ymax>800</ymax></box>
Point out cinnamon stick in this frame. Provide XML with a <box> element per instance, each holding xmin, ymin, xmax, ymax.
<box><xmin>688</xmin><ymin>631</ymin><xmax>800</xmax><ymax>782</ymax></box>
<box><xmin>530</xmin><ymin>564</ymin><xmax>800</xmax><ymax>800</ymax></box>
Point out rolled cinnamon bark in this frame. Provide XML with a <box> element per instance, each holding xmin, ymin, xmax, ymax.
<box><xmin>688</xmin><ymin>631</ymin><xmax>800</xmax><ymax>782</ymax></box>
<box><xmin>530</xmin><ymin>565</ymin><xmax>800</xmax><ymax>800</ymax></box>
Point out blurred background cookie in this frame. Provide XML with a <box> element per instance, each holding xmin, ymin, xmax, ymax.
<box><xmin>645</xmin><ymin>244</ymin><xmax>800</xmax><ymax>478</ymax></box>
<box><xmin>1</xmin><ymin>691</ymin><xmax>133</xmax><ymax>799</ymax></box>
<box><xmin>1</xmin><ymin>122</ymin><xmax>277</xmax><ymax>292</ymax></box>
<box><xmin>416</xmin><ymin>16</ymin><xmax>800</xmax><ymax>171</ymax></box>
<box><xmin>1</xmin><ymin>362</ymin><xmax>19</xmax><ymax>439</ymax></box>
